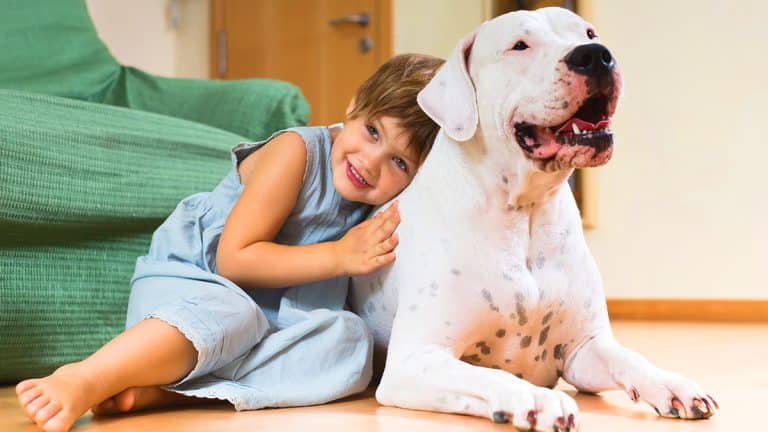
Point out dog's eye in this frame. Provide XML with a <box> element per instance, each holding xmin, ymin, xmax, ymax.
<box><xmin>511</xmin><ymin>41</ymin><xmax>529</xmax><ymax>51</ymax></box>
<box><xmin>587</xmin><ymin>29</ymin><xmax>597</xmax><ymax>39</ymax></box>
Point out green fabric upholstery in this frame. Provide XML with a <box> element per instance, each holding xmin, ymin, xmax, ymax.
<box><xmin>103</xmin><ymin>68</ymin><xmax>309</xmax><ymax>142</ymax></box>
<box><xmin>0</xmin><ymin>0</ymin><xmax>120</xmax><ymax>101</ymax></box>
<box><xmin>0</xmin><ymin>0</ymin><xmax>309</xmax><ymax>383</ymax></box>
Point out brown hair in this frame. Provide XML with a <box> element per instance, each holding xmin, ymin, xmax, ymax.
<box><xmin>347</xmin><ymin>53</ymin><xmax>445</xmax><ymax>164</ymax></box>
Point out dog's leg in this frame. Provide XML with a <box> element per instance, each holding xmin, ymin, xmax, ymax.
<box><xmin>563</xmin><ymin>333</ymin><xmax>718</xmax><ymax>419</ymax></box>
<box><xmin>377</xmin><ymin>344</ymin><xmax>579</xmax><ymax>431</ymax></box>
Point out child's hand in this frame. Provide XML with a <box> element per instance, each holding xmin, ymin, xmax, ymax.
<box><xmin>335</xmin><ymin>202</ymin><xmax>400</xmax><ymax>276</ymax></box>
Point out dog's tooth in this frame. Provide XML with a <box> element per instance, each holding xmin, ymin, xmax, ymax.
<box><xmin>572</xmin><ymin>123</ymin><xmax>581</xmax><ymax>134</ymax></box>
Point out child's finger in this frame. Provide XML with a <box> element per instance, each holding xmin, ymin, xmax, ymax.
<box><xmin>369</xmin><ymin>208</ymin><xmax>399</xmax><ymax>237</ymax></box>
<box><xmin>377</xmin><ymin>233</ymin><xmax>399</xmax><ymax>254</ymax></box>
<box><xmin>372</xmin><ymin>251</ymin><xmax>396</xmax><ymax>269</ymax></box>
<box><xmin>371</xmin><ymin>219</ymin><xmax>398</xmax><ymax>244</ymax></box>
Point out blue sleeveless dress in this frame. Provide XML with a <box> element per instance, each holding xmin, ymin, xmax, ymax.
<box><xmin>126</xmin><ymin>126</ymin><xmax>374</xmax><ymax>410</ymax></box>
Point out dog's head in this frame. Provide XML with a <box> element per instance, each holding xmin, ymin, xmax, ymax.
<box><xmin>418</xmin><ymin>7</ymin><xmax>622</xmax><ymax>173</ymax></box>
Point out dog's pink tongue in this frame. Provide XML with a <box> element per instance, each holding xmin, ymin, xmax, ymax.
<box><xmin>533</xmin><ymin>140</ymin><xmax>560</xmax><ymax>159</ymax></box>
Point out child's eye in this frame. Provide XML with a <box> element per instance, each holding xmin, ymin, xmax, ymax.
<box><xmin>366</xmin><ymin>124</ymin><xmax>379</xmax><ymax>140</ymax></box>
<box><xmin>393</xmin><ymin>157</ymin><xmax>408</xmax><ymax>172</ymax></box>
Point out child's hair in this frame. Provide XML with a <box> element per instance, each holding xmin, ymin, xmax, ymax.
<box><xmin>347</xmin><ymin>53</ymin><xmax>445</xmax><ymax>164</ymax></box>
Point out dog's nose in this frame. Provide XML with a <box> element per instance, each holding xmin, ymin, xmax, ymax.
<box><xmin>564</xmin><ymin>43</ymin><xmax>614</xmax><ymax>76</ymax></box>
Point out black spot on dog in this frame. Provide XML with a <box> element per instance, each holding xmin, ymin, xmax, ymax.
<box><xmin>451</xmin><ymin>268</ymin><xmax>461</xmax><ymax>276</ymax></box>
<box><xmin>496</xmin><ymin>329</ymin><xmax>506</xmax><ymax>338</ymax></box>
<box><xmin>538</xmin><ymin>326</ymin><xmax>550</xmax><ymax>345</ymax></box>
<box><xmin>541</xmin><ymin>349</ymin><xmax>547</xmax><ymax>361</ymax></box>
<box><xmin>461</xmin><ymin>354</ymin><xmax>481</xmax><ymax>363</ymax></box>
<box><xmin>502</xmin><ymin>175</ymin><xmax>509</xmax><ymax>184</ymax></box>
<box><xmin>481</xmin><ymin>288</ymin><xmax>492</xmax><ymax>301</ymax></box>
<box><xmin>475</xmin><ymin>341</ymin><xmax>492</xmax><ymax>355</ymax></box>
<box><xmin>521</xmin><ymin>335</ymin><xmax>532</xmax><ymax>348</ymax></box>
<box><xmin>516</xmin><ymin>302</ymin><xmax>529</xmax><ymax>325</ymax></box>
<box><xmin>554</xmin><ymin>344</ymin><xmax>564</xmax><ymax>360</ymax></box>
<box><xmin>542</xmin><ymin>311</ymin><xmax>553</xmax><ymax>325</ymax></box>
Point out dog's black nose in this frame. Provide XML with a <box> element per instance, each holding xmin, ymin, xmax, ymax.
<box><xmin>564</xmin><ymin>43</ymin><xmax>614</xmax><ymax>76</ymax></box>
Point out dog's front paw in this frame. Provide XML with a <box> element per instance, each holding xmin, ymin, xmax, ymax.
<box><xmin>491</xmin><ymin>387</ymin><xmax>579</xmax><ymax>431</ymax></box>
<box><xmin>625</xmin><ymin>369</ymin><xmax>719</xmax><ymax>420</ymax></box>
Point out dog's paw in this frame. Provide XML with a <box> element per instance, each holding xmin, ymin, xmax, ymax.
<box><xmin>491</xmin><ymin>387</ymin><xmax>579</xmax><ymax>431</ymax></box>
<box><xmin>626</xmin><ymin>370</ymin><xmax>718</xmax><ymax>420</ymax></box>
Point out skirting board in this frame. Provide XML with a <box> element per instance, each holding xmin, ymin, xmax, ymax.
<box><xmin>607</xmin><ymin>299</ymin><xmax>768</xmax><ymax>322</ymax></box>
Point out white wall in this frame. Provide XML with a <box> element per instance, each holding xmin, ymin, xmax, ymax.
<box><xmin>581</xmin><ymin>0</ymin><xmax>768</xmax><ymax>299</ymax></box>
<box><xmin>86</xmin><ymin>0</ymin><xmax>209</xmax><ymax>78</ymax></box>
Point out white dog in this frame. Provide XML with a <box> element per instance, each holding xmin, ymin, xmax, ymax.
<box><xmin>350</xmin><ymin>7</ymin><xmax>718</xmax><ymax>430</ymax></box>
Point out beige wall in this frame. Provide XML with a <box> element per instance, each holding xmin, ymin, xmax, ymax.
<box><xmin>86</xmin><ymin>1</ymin><xmax>766</xmax><ymax>299</ymax></box>
<box><xmin>580</xmin><ymin>0</ymin><xmax>768</xmax><ymax>299</ymax></box>
<box><xmin>86</xmin><ymin>0</ymin><xmax>209</xmax><ymax>78</ymax></box>
<box><xmin>393</xmin><ymin>0</ymin><xmax>487</xmax><ymax>57</ymax></box>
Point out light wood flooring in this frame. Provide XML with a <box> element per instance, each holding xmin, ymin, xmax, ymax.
<box><xmin>1</xmin><ymin>320</ymin><xmax>765</xmax><ymax>431</ymax></box>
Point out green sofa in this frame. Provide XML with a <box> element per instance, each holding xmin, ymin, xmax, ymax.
<box><xmin>0</xmin><ymin>0</ymin><xmax>309</xmax><ymax>383</ymax></box>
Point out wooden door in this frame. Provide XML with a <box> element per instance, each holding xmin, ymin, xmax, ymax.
<box><xmin>211</xmin><ymin>0</ymin><xmax>393</xmax><ymax>125</ymax></box>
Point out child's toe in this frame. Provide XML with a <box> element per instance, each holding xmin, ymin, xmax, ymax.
<box><xmin>42</xmin><ymin>410</ymin><xmax>73</xmax><ymax>432</ymax></box>
<box><xmin>26</xmin><ymin>395</ymin><xmax>50</xmax><ymax>417</ymax></box>
<box><xmin>16</xmin><ymin>379</ymin><xmax>38</xmax><ymax>395</ymax></box>
<box><xmin>19</xmin><ymin>385</ymin><xmax>43</xmax><ymax>406</ymax></box>
<box><xmin>34</xmin><ymin>400</ymin><xmax>61</xmax><ymax>425</ymax></box>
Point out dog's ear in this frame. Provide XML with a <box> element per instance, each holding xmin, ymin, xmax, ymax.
<box><xmin>417</xmin><ymin>32</ymin><xmax>478</xmax><ymax>142</ymax></box>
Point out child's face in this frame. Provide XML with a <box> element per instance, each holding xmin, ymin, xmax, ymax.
<box><xmin>330</xmin><ymin>114</ymin><xmax>420</xmax><ymax>205</ymax></box>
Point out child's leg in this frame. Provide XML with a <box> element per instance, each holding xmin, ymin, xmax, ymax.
<box><xmin>91</xmin><ymin>385</ymin><xmax>215</xmax><ymax>415</ymax></box>
<box><xmin>16</xmin><ymin>317</ymin><xmax>197</xmax><ymax>432</ymax></box>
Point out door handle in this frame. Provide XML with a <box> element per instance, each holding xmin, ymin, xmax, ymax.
<box><xmin>329</xmin><ymin>13</ymin><xmax>369</xmax><ymax>27</ymax></box>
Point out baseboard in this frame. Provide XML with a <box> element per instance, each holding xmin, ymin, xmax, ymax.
<box><xmin>606</xmin><ymin>299</ymin><xmax>768</xmax><ymax>322</ymax></box>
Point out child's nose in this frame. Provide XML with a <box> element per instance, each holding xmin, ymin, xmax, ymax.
<box><xmin>361</xmin><ymin>150</ymin><xmax>385</xmax><ymax>175</ymax></box>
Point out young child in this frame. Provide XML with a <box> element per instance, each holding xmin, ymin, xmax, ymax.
<box><xmin>16</xmin><ymin>53</ymin><xmax>444</xmax><ymax>432</ymax></box>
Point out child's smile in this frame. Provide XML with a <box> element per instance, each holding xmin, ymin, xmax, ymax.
<box><xmin>346</xmin><ymin>160</ymin><xmax>370</xmax><ymax>188</ymax></box>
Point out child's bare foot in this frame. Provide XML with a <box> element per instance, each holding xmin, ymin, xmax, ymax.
<box><xmin>92</xmin><ymin>386</ymin><xmax>201</xmax><ymax>415</ymax></box>
<box><xmin>15</xmin><ymin>362</ymin><xmax>106</xmax><ymax>432</ymax></box>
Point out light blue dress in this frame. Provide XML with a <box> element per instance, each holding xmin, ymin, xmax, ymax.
<box><xmin>127</xmin><ymin>126</ymin><xmax>374</xmax><ymax>410</ymax></box>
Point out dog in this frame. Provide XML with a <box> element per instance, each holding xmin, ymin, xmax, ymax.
<box><xmin>349</xmin><ymin>7</ymin><xmax>718</xmax><ymax>430</ymax></box>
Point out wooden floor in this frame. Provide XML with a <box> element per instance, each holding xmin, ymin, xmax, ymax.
<box><xmin>2</xmin><ymin>320</ymin><xmax>765</xmax><ymax>432</ymax></box>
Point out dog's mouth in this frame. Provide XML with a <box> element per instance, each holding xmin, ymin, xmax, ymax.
<box><xmin>513</xmin><ymin>92</ymin><xmax>614</xmax><ymax>170</ymax></box>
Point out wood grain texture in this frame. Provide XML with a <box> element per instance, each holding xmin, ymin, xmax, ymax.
<box><xmin>607</xmin><ymin>299</ymin><xmax>768</xmax><ymax>322</ymax></box>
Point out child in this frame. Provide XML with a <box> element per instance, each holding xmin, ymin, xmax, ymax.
<box><xmin>16</xmin><ymin>53</ymin><xmax>444</xmax><ymax>432</ymax></box>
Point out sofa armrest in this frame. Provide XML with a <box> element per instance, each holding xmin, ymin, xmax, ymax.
<box><xmin>0</xmin><ymin>89</ymin><xmax>241</xmax><ymax>225</ymax></box>
<box><xmin>103</xmin><ymin>67</ymin><xmax>310</xmax><ymax>141</ymax></box>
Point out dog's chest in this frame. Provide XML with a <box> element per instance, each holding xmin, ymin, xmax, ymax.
<box><xmin>449</xmin><ymin>215</ymin><xmax>587</xmax><ymax>387</ymax></box>
<box><xmin>456</xmin><ymin>296</ymin><xmax>578</xmax><ymax>388</ymax></box>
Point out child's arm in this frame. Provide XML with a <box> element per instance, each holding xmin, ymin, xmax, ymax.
<box><xmin>216</xmin><ymin>132</ymin><xmax>399</xmax><ymax>289</ymax></box>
